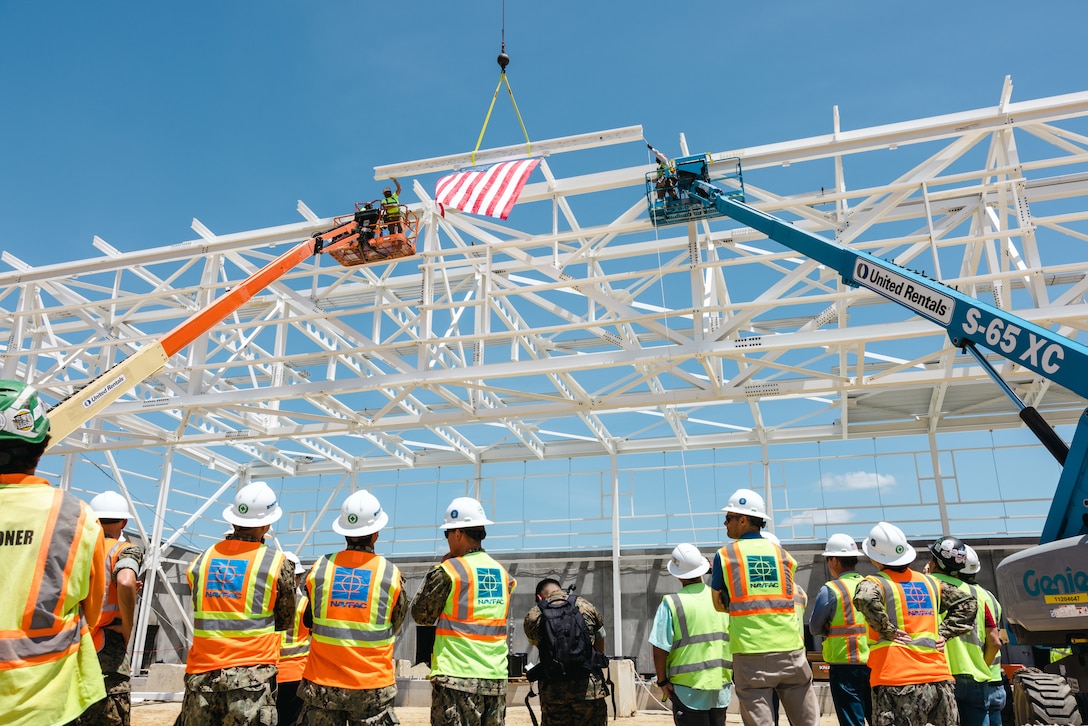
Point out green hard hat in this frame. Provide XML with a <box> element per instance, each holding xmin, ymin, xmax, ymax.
<box><xmin>0</xmin><ymin>380</ymin><xmax>50</xmax><ymax>444</ymax></box>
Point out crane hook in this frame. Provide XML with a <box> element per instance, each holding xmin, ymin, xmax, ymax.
<box><xmin>497</xmin><ymin>51</ymin><xmax>510</xmax><ymax>73</ymax></box>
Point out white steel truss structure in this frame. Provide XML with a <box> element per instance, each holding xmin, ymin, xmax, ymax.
<box><xmin>4</xmin><ymin>77</ymin><xmax>1088</xmax><ymax>664</ymax></box>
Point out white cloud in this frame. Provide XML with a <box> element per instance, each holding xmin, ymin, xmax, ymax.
<box><xmin>778</xmin><ymin>508</ymin><xmax>853</xmax><ymax>527</ymax></box>
<box><xmin>819</xmin><ymin>471</ymin><xmax>895</xmax><ymax>491</ymax></box>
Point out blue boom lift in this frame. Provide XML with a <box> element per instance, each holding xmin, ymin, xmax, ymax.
<box><xmin>648</xmin><ymin>154</ymin><xmax>1088</xmax><ymax>723</ymax></box>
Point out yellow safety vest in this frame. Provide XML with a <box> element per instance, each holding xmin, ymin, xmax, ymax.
<box><xmin>821</xmin><ymin>572</ymin><xmax>869</xmax><ymax>665</ymax></box>
<box><xmin>381</xmin><ymin>193</ymin><xmax>401</xmax><ymax>220</ymax></box>
<box><xmin>0</xmin><ymin>475</ymin><xmax>106</xmax><ymax>726</ymax></box>
<box><xmin>933</xmin><ymin>573</ymin><xmax>1001</xmax><ymax>682</ymax></box>
<box><xmin>663</xmin><ymin>582</ymin><xmax>731</xmax><ymax>690</ymax></box>
<box><xmin>432</xmin><ymin>550</ymin><xmax>512</xmax><ymax>680</ymax></box>
<box><xmin>718</xmin><ymin>537</ymin><xmax>803</xmax><ymax>654</ymax></box>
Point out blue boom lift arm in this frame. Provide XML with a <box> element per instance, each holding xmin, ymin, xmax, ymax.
<box><xmin>649</xmin><ymin>153</ymin><xmax>1088</xmax><ymax>545</ymax></box>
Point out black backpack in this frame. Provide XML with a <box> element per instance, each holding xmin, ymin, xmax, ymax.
<box><xmin>530</xmin><ymin>592</ymin><xmax>606</xmax><ymax>682</ymax></box>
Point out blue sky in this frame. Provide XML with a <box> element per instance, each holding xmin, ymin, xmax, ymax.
<box><xmin>4</xmin><ymin>1</ymin><xmax>1086</xmax><ymax>553</ymax></box>
<box><xmin>4</xmin><ymin>1</ymin><xmax>1087</xmax><ymax>267</ymax></box>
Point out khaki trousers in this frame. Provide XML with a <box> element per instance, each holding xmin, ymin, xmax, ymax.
<box><xmin>731</xmin><ymin>649</ymin><xmax>820</xmax><ymax>726</ymax></box>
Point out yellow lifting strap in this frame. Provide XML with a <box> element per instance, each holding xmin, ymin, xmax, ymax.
<box><xmin>472</xmin><ymin>70</ymin><xmax>531</xmax><ymax>166</ymax></box>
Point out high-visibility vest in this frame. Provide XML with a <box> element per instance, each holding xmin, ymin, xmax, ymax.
<box><xmin>92</xmin><ymin>538</ymin><xmax>125</xmax><ymax>651</ymax></box>
<box><xmin>303</xmin><ymin>550</ymin><xmax>402</xmax><ymax>689</ymax></box>
<box><xmin>933</xmin><ymin>573</ymin><xmax>1001</xmax><ymax>682</ymax></box>
<box><xmin>0</xmin><ymin>474</ymin><xmax>106</xmax><ymax>726</ymax></box>
<box><xmin>381</xmin><ymin>193</ymin><xmax>401</xmax><ymax>220</ymax></box>
<box><xmin>864</xmin><ymin>569</ymin><xmax>951</xmax><ymax>686</ymax></box>
<box><xmin>821</xmin><ymin>572</ymin><xmax>870</xmax><ymax>665</ymax></box>
<box><xmin>432</xmin><ymin>550</ymin><xmax>512</xmax><ymax>680</ymax></box>
<box><xmin>717</xmin><ymin>537</ymin><xmax>803</xmax><ymax>654</ymax></box>
<box><xmin>663</xmin><ymin>582</ymin><xmax>732</xmax><ymax>690</ymax></box>
<box><xmin>186</xmin><ymin>540</ymin><xmax>285</xmax><ymax>674</ymax></box>
<box><xmin>277</xmin><ymin>594</ymin><xmax>311</xmax><ymax>684</ymax></box>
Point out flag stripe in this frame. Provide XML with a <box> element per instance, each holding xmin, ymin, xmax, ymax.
<box><xmin>435</xmin><ymin>159</ymin><xmax>541</xmax><ymax>221</ymax></box>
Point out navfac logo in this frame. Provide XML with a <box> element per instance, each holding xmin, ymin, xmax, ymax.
<box><xmin>746</xmin><ymin>555</ymin><xmax>779</xmax><ymax>589</ymax></box>
<box><xmin>901</xmin><ymin>582</ymin><xmax>935</xmax><ymax>616</ymax></box>
<box><xmin>476</xmin><ymin>567</ymin><xmax>504</xmax><ymax>603</ymax></box>
<box><xmin>207</xmin><ymin>558</ymin><xmax>248</xmax><ymax>599</ymax></box>
<box><xmin>331</xmin><ymin>567</ymin><xmax>372</xmax><ymax>605</ymax></box>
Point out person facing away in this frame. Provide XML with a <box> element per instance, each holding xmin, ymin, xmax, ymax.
<box><xmin>297</xmin><ymin>489</ymin><xmax>407</xmax><ymax>726</ymax></box>
<box><xmin>276</xmin><ymin>552</ymin><xmax>310</xmax><ymax>726</ymax></box>
<box><xmin>0</xmin><ymin>379</ymin><xmax>108</xmax><ymax>726</ymax></box>
<box><xmin>650</xmin><ymin>543</ymin><xmax>732</xmax><ymax>726</ymax></box>
<box><xmin>175</xmin><ymin>481</ymin><xmax>296</xmax><ymax>726</ymax></box>
<box><xmin>411</xmin><ymin>496</ymin><xmax>515</xmax><ymax>726</ymax></box>
<box><xmin>380</xmin><ymin>178</ymin><xmax>403</xmax><ymax>236</ymax></box>
<box><xmin>523</xmin><ymin>577</ymin><xmax>609</xmax><ymax>726</ymax></box>
<box><xmin>852</xmin><ymin>521</ymin><xmax>976</xmax><ymax>726</ymax></box>
<box><xmin>77</xmin><ymin>490</ymin><xmax>143</xmax><ymax>726</ymax></box>
<box><xmin>709</xmin><ymin>488</ymin><xmax>820</xmax><ymax>726</ymax></box>
<box><xmin>927</xmin><ymin>538</ymin><xmax>1005</xmax><ymax>726</ymax></box>
<box><xmin>808</xmin><ymin>533</ymin><xmax>872</xmax><ymax>726</ymax></box>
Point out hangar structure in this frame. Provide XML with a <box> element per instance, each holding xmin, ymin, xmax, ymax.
<box><xmin>3</xmin><ymin>77</ymin><xmax>1088</xmax><ymax>666</ymax></box>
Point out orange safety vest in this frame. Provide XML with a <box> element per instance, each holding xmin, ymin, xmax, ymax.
<box><xmin>0</xmin><ymin>474</ymin><xmax>106</xmax><ymax>725</ymax></box>
<box><xmin>277</xmin><ymin>594</ymin><xmax>310</xmax><ymax>684</ymax></box>
<box><xmin>186</xmin><ymin>540</ymin><xmax>285</xmax><ymax>674</ymax></box>
<box><xmin>92</xmin><ymin>538</ymin><xmax>125</xmax><ymax>651</ymax></box>
<box><xmin>304</xmin><ymin>550</ymin><xmax>402</xmax><ymax>689</ymax></box>
<box><xmin>864</xmin><ymin>569</ymin><xmax>952</xmax><ymax>686</ymax></box>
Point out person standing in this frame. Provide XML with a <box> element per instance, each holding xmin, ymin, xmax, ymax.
<box><xmin>0</xmin><ymin>380</ymin><xmax>108</xmax><ymax>726</ymax></box>
<box><xmin>380</xmin><ymin>178</ymin><xmax>403</xmax><ymax>236</ymax></box>
<box><xmin>709</xmin><ymin>488</ymin><xmax>819</xmax><ymax>726</ymax></box>
<box><xmin>411</xmin><ymin>496</ymin><xmax>515</xmax><ymax>726</ymax></box>
<box><xmin>808</xmin><ymin>533</ymin><xmax>872</xmax><ymax>726</ymax></box>
<box><xmin>79</xmin><ymin>491</ymin><xmax>143</xmax><ymax>726</ymax></box>
<box><xmin>651</xmin><ymin>543</ymin><xmax>732</xmax><ymax>726</ymax></box>
<box><xmin>176</xmin><ymin>481</ymin><xmax>296</xmax><ymax>726</ymax></box>
<box><xmin>853</xmin><ymin>522</ymin><xmax>976</xmax><ymax>726</ymax></box>
<box><xmin>277</xmin><ymin>552</ymin><xmax>310</xmax><ymax>726</ymax></box>
<box><xmin>927</xmin><ymin>538</ymin><xmax>1005</xmax><ymax>726</ymax></box>
<box><xmin>297</xmin><ymin>489</ymin><xmax>407</xmax><ymax>725</ymax></box>
<box><xmin>523</xmin><ymin>577</ymin><xmax>609</xmax><ymax>726</ymax></box>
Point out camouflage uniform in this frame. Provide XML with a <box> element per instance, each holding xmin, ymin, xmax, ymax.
<box><xmin>76</xmin><ymin>542</ymin><xmax>143</xmax><ymax>726</ymax></box>
<box><xmin>298</xmin><ymin>682</ymin><xmax>398</xmax><ymax>726</ymax></box>
<box><xmin>297</xmin><ymin>541</ymin><xmax>408</xmax><ymax>726</ymax></box>
<box><xmin>411</xmin><ymin>556</ymin><xmax>508</xmax><ymax>726</ymax></box>
<box><xmin>523</xmin><ymin>593</ymin><xmax>608</xmax><ymax>726</ymax></box>
<box><xmin>175</xmin><ymin>532</ymin><xmax>297</xmax><ymax>726</ymax></box>
<box><xmin>853</xmin><ymin>573</ymin><xmax>975</xmax><ymax>726</ymax></box>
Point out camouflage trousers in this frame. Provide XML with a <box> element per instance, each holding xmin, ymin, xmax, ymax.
<box><xmin>73</xmin><ymin>672</ymin><xmax>132</xmax><ymax>726</ymax></box>
<box><xmin>297</xmin><ymin>680</ymin><xmax>398</xmax><ymax>726</ymax></box>
<box><xmin>174</xmin><ymin>664</ymin><xmax>278</xmax><ymax>726</ymax></box>
<box><xmin>430</xmin><ymin>681</ymin><xmax>506</xmax><ymax>726</ymax></box>
<box><xmin>539</xmin><ymin>693</ymin><xmax>607</xmax><ymax>726</ymax></box>
<box><xmin>872</xmin><ymin>680</ymin><xmax>959</xmax><ymax>726</ymax></box>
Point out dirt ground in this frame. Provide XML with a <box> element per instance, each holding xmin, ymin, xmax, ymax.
<box><xmin>130</xmin><ymin>703</ymin><xmax>843</xmax><ymax>725</ymax></box>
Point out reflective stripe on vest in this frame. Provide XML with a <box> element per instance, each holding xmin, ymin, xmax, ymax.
<box><xmin>381</xmin><ymin>194</ymin><xmax>400</xmax><ymax>219</ymax></box>
<box><xmin>822</xmin><ymin>572</ymin><xmax>869</xmax><ymax>665</ymax></box>
<box><xmin>718</xmin><ymin>538</ymin><xmax>802</xmax><ymax>654</ymax></box>
<box><xmin>0</xmin><ymin>486</ymin><xmax>89</xmax><ymax>669</ymax></box>
<box><xmin>278</xmin><ymin>595</ymin><xmax>310</xmax><ymax>683</ymax></box>
<box><xmin>664</xmin><ymin>584</ymin><xmax>731</xmax><ymax>689</ymax></box>
<box><xmin>865</xmin><ymin>570</ymin><xmax>951</xmax><ymax>686</ymax></box>
<box><xmin>432</xmin><ymin>551</ymin><xmax>511</xmax><ymax>680</ymax></box>
<box><xmin>304</xmin><ymin>551</ymin><xmax>402</xmax><ymax>689</ymax></box>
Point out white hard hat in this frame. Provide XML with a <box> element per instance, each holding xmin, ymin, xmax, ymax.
<box><xmin>762</xmin><ymin>531</ymin><xmax>781</xmax><ymax>545</ymax></box>
<box><xmin>667</xmin><ymin>543</ymin><xmax>710</xmax><ymax>579</ymax></box>
<box><xmin>822</xmin><ymin>533</ymin><xmax>860</xmax><ymax>558</ymax></box>
<box><xmin>722</xmin><ymin>488</ymin><xmax>767</xmax><ymax>519</ymax></box>
<box><xmin>89</xmin><ymin>491</ymin><xmax>133</xmax><ymax>520</ymax></box>
<box><xmin>284</xmin><ymin>552</ymin><xmax>305</xmax><ymax>575</ymax></box>
<box><xmin>333</xmin><ymin>490</ymin><xmax>389</xmax><ymax>536</ymax></box>
<box><xmin>961</xmin><ymin>545</ymin><xmax>981</xmax><ymax>576</ymax></box>
<box><xmin>441</xmin><ymin>496</ymin><xmax>493</xmax><ymax>530</ymax></box>
<box><xmin>862</xmin><ymin>521</ymin><xmax>916</xmax><ymax>567</ymax></box>
<box><xmin>223</xmin><ymin>481</ymin><xmax>283</xmax><ymax>527</ymax></box>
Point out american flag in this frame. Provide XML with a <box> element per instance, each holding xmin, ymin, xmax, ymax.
<box><xmin>434</xmin><ymin>158</ymin><xmax>541</xmax><ymax>221</ymax></box>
